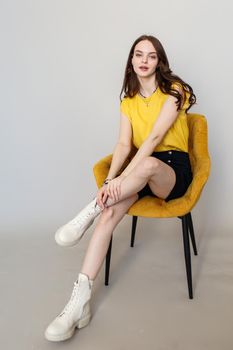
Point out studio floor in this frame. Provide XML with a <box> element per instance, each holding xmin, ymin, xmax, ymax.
<box><xmin>1</xmin><ymin>213</ymin><xmax>233</xmax><ymax>350</ymax></box>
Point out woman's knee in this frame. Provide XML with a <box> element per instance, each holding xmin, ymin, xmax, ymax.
<box><xmin>98</xmin><ymin>194</ymin><xmax>137</xmax><ymax>225</ymax></box>
<box><xmin>99</xmin><ymin>207</ymin><xmax>115</xmax><ymax>224</ymax></box>
<box><xmin>136</xmin><ymin>156</ymin><xmax>159</xmax><ymax>178</ymax></box>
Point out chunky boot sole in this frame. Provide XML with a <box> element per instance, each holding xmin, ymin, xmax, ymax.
<box><xmin>45</xmin><ymin>312</ymin><xmax>91</xmax><ymax>342</ymax></box>
<box><xmin>45</xmin><ymin>325</ymin><xmax>76</xmax><ymax>342</ymax></box>
<box><xmin>55</xmin><ymin>218</ymin><xmax>95</xmax><ymax>247</ymax></box>
<box><xmin>45</xmin><ymin>301</ymin><xmax>92</xmax><ymax>342</ymax></box>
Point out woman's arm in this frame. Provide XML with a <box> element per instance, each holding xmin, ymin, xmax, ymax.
<box><xmin>106</xmin><ymin>142</ymin><xmax>132</xmax><ymax>180</ymax></box>
<box><xmin>120</xmin><ymin>93</ymin><xmax>181</xmax><ymax>177</ymax></box>
<box><xmin>105</xmin><ymin>112</ymin><xmax>133</xmax><ymax>181</ymax></box>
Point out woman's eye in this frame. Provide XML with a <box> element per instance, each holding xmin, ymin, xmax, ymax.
<box><xmin>135</xmin><ymin>54</ymin><xmax>156</xmax><ymax>59</ymax></box>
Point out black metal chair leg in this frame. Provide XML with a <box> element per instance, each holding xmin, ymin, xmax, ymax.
<box><xmin>187</xmin><ymin>213</ymin><xmax>198</xmax><ymax>256</ymax></box>
<box><xmin>130</xmin><ymin>216</ymin><xmax>138</xmax><ymax>247</ymax></box>
<box><xmin>105</xmin><ymin>236</ymin><xmax>113</xmax><ymax>286</ymax></box>
<box><xmin>105</xmin><ymin>214</ymin><xmax>195</xmax><ymax>299</ymax></box>
<box><xmin>181</xmin><ymin>215</ymin><xmax>193</xmax><ymax>299</ymax></box>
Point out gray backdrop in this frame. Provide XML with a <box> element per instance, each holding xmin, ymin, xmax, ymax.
<box><xmin>1</xmin><ymin>0</ymin><xmax>232</xmax><ymax>236</ymax></box>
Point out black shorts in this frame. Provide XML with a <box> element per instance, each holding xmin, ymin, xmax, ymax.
<box><xmin>137</xmin><ymin>150</ymin><xmax>193</xmax><ymax>202</ymax></box>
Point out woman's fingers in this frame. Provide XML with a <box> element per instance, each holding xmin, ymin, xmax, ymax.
<box><xmin>102</xmin><ymin>177</ymin><xmax>124</xmax><ymax>204</ymax></box>
<box><xmin>106</xmin><ymin>186</ymin><xmax>112</xmax><ymax>199</ymax></box>
<box><xmin>97</xmin><ymin>196</ymin><xmax>102</xmax><ymax>208</ymax></box>
<box><xmin>113</xmin><ymin>186</ymin><xmax>118</xmax><ymax>202</ymax></box>
<box><xmin>112</xmin><ymin>186</ymin><xmax>117</xmax><ymax>202</ymax></box>
<box><xmin>117</xmin><ymin>184</ymin><xmax>121</xmax><ymax>200</ymax></box>
<box><xmin>114</xmin><ymin>183</ymin><xmax>121</xmax><ymax>201</ymax></box>
<box><xmin>115</xmin><ymin>186</ymin><xmax>119</xmax><ymax>201</ymax></box>
<box><xmin>97</xmin><ymin>194</ymin><xmax>102</xmax><ymax>209</ymax></box>
<box><xmin>101</xmin><ymin>191</ymin><xmax>107</xmax><ymax>209</ymax></box>
<box><xmin>96</xmin><ymin>188</ymin><xmax>106</xmax><ymax>209</ymax></box>
<box><xmin>102</xmin><ymin>191</ymin><xmax>108</xmax><ymax>205</ymax></box>
<box><xmin>106</xmin><ymin>182</ymin><xmax>121</xmax><ymax>202</ymax></box>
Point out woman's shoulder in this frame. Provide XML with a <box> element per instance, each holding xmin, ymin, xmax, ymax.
<box><xmin>120</xmin><ymin>94</ymin><xmax>137</xmax><ymax>109</ymax></box>
<box><xmin>120</xmin><ymin>94</ymin><xmax>137</xmax><ymax>102</ymax></box>
<box><xmin>120</xmin><ymin>96</ymin><xmax>134</xmax><ymax>119</ymax></box>
<box><xmin>120</xmin><ymin>95</ymin><xmax>130</xmax><ymax>103</ymax></box>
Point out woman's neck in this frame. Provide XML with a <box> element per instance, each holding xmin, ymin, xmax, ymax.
<box><xmin>137</xmin><ymin>75</ymin><xmax>158</xmax><ymax>97</ymax></box>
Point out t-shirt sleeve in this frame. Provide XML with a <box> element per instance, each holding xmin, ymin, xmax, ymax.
<box><xmin>171</xmin><ymin>82</ymin><xmax>191</xmax><ymax>111</ymax></box>
<box><xmin>120</xmin><ymin>98</ymin><xmax>132</xmax><ymax>122</ymax></box>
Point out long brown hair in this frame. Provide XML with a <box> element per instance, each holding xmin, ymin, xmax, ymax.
<box><xmin>120</xmin><ymin>34</ymin><xmax>196</xmax><ymax>113</ymax></box>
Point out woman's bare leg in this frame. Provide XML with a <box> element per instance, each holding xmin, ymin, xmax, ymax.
<box><xmin>105</xmin><ymin>156</ymin><xmax>176</xmax><ymax>207</ymax></box>
<box><xmin>81</xmin><ymin>193</ymin><xmax>138</xmax><ymax>280</ymax></box>
<box><xmin>81</xmin><ymin>156</ymin><xmax>175</xmax><ymax>280</ymax></box>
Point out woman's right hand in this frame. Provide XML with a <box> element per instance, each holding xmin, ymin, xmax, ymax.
<box><xmin>96</xmin><ymin>185</ymin><xmax>109</xmax><ymax>210</ymax></box>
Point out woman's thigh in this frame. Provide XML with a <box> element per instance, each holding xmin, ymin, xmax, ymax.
<box><xmin>143</xmin><ymin>156</ymin><xmax>176</xmax><ymax>200</ymax></box>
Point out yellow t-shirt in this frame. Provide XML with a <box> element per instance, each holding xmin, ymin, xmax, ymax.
<box><xmin>120</xmin><ymin>84</ymin><xmax>191</xmax><ymax>152</ymax></box>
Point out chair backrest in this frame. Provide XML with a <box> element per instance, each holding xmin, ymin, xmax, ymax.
<box><xmin>181</xmin><ymin>113</ymin><xmax>211</xmax><ymax>208</ymax></box>
<box><xmin>186</xmin><ymin>113</ymin><xmax>211</xmax><ymax>177</ymax></box>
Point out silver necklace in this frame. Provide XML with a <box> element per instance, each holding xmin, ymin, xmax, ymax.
<box><xmin>138</xmin><ymin>86</ymin><xmax>158</xmax><ymax>107</ymax></box>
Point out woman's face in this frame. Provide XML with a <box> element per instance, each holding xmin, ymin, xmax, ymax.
<box><xmin>131</xmin><ymin>40</ymin><xmax>159</xmax><ymax>78</ymax></box>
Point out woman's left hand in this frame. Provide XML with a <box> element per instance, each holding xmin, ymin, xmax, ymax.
<box><xmin>104</xmin><ymin>175</ymin><xmax>126</xmax><ymax>202</ymax></box>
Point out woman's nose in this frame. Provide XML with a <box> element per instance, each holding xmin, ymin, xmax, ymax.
<box><xmin>142</xmin><ymin>56</ymin><xmax>148</xmax><ymax>63</ymax></box>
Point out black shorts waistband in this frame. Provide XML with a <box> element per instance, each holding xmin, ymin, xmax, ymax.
<box><xmin>152</xmin><ymin>150</ymin><xmax>189</xmax><ymax>159</ymax></box>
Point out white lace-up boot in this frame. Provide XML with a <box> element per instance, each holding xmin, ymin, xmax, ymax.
<box><xmin>55</xmin><ymin>197</ymin><xmax>102</xmax><ymax>247</ymax></box>
<box><xmin>45</xmin><ymin>273</ymin><xmax>93</xmax><ymax>342</ymax></box>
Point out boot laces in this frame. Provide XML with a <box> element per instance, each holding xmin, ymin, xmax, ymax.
<box><xmin>69</xmin><ymin>200</ymin><xmax>100</xmax><ymax>227</ymax></box>
<box><xmin>69</xmin><ymin>207</ymin><xmax>96</xmax><ymax>227</ymax></box>
<box><xmin>58</xmin><ymin>282</ymin><xmax>80</xmax><ymax>318</ymax></box>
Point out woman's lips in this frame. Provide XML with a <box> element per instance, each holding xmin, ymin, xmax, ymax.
<box><xmin>139</xmin><ymin>67</ymin><xmax>149</xmax><ymax>71</ymax></box>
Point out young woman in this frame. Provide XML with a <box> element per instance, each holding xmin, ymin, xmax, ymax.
<box><xmin>45</xmin><ymin>34</ymin><xmax>196</xmax><ymax>342</ymax></box>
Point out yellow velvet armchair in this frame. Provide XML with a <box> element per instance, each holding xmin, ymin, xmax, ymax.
<box><xmin>93</xmin><ymin>113</ymin><xmax>211</xmax><ymax>299</ymax></box>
